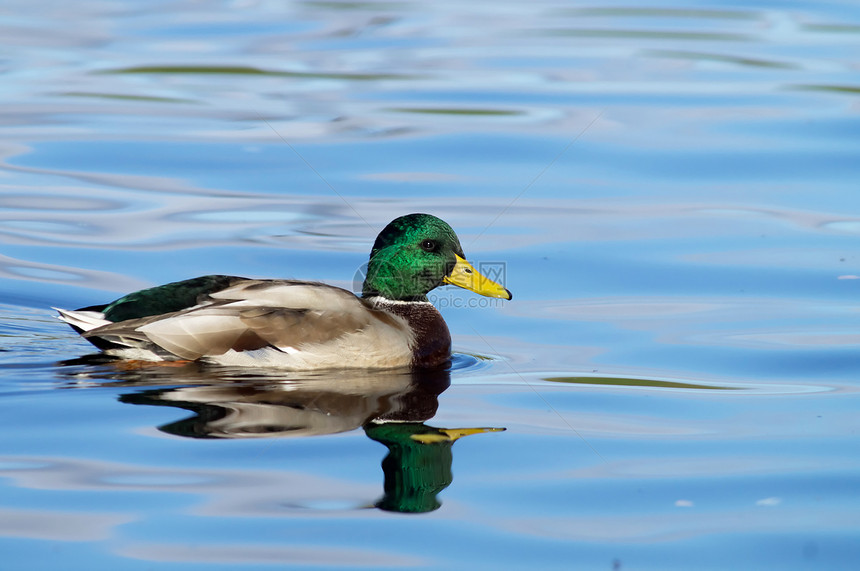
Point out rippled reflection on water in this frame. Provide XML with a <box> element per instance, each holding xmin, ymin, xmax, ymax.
<box><xmin>2</xmin><ymin>0</ymin><xmax>860</xmax><ymax>569</ymax></box>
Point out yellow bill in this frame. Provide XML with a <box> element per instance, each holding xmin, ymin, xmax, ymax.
<box><xmin>410</xmin><ymin>427</ymin><xmax>506</xmax><ymax>444</ymax></box>
<box><xmin>443</xmin><ymin>254</ymin><xmax>512</xmax><ymax>300</ymax></box>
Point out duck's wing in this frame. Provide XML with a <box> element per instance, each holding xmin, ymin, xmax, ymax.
<box><xmin>77</xmin><ymin>280</ymin><xmax>416</xmax><ymax>367</ymax></box>
<box><xmin>55</xmin><ymin>275</ymin><xmax>246</xmax><ymax>333</ymax></box>
<box><xmin>55</xmin><ymin>275</ymin><xmax>248</xmax><ymax>351</ymax></box>
<box><xmin>99</xmin><ymin>275</ymin><xmax>245</xmax><ymax>322</ymax></box>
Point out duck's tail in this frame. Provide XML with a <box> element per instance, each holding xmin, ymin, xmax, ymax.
<box><xmin>53</xmin><ymin>307</ymin><xmax>111</xmax><ymax>334</ymax></box>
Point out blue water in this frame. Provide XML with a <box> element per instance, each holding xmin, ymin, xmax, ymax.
<box><xmin>2</xmin><ymin>1</ymin><xmax>860</xmax><ymax>569</ymax></box>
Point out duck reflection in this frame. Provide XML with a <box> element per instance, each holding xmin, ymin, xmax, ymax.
<box><xmin>59</xmin><ymin>359</ymin><xmax>504</xmax><ymax>512</ymax></box>
<box><xmin>119</xmin><ymin>367</ymin><xmax>451</xmax><ymax>439</ymax></box>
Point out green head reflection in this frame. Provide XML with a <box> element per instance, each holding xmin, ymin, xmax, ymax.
<box><xmin>365</xmin><ymin>422</ymin><xmax>504</xmax><ymax>513</ymax></box>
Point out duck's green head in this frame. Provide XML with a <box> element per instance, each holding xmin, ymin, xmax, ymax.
<box><xmin>362</xmin><ymin>213</ymin><xmax>512</xmax><ymax>302</ymax></box>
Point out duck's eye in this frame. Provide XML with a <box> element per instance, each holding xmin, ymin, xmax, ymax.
<box><xmin>421</xmin><ymin>239</ymin><xmax>437</xmax><ymax>252</ymax></box>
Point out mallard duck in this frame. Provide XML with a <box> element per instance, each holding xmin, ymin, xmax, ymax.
<box><xmin>56</xmin><ymin>213</ymin><xmax>511</xmax><ymax>368</ymax></box>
